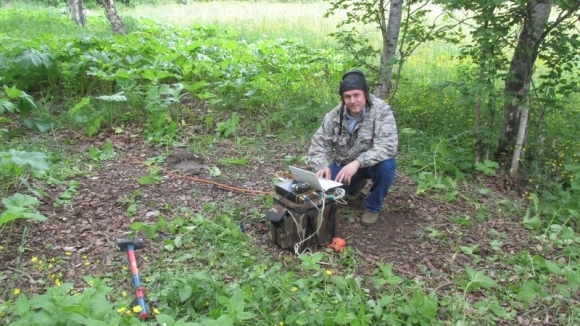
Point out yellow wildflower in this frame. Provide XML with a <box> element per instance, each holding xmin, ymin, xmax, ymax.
<box><xmin>65</xmin><ymin>252</ymin><xmax>72</xmax><ymax>256</ymax></box>
<box><xmin>153</xmin><ymin>308</ymin><xmax>160</xmax><ymax>315</ymax></box>
<box><xmin>126</xmin><ymin>310</ymin><xmax>131</xmax><ymax>316</ymax></box>
<box><xmin>325</xmin><ymin>270</ymin><xmax>333</xmax><ymax>276</ymax></box>
<box><xmin>13</xmin><ymin>288</ymin><xmax>21</xmax><ymax>295</ymax></box>
<box><xmin>0</xmin><ymin>245</ymin><xmax>4</xmax><ymax>250</ymax></box>
<box><xmin>117</xmin><ymin>307</ymin><xmax>126</xmax><ymax>313</ymax></box>
<box><xmin>84</xmin><ymin>262</ymin><xmax>90</xmax><ymax>266</ymax></box>
<box><xmin>279</xmin><ymin>322</ymin><xmax>284</xmax><ymax>326</ymax></box>
<box><xmin>31</xmin><ymin>256</ymin><xmax>38</xmax><ymax>263</ymax></box>
<box><xmin>82</xmin><ymin>255</ymin><xmax>88</xmax><ymax>259</ymax></box>
<box><xmin>291</xmin><ymin>286</ymin><xmax>298</xmax><ymax>292</ymax></box>
<box><xmin>55</xmin><ymin>279</ymin><xmax>61</xmax><ymax>286</ymax></box>
<box><xmin>132</xmin><ymin>305</ymin><xmax>142</xmax><ymax>313</ymax></box>
<box><xmin>122</xmin><ymin>291</ymin><xmax>127</xmax><ymax>297</ymax></box>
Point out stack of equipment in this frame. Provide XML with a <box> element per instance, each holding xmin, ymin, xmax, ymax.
<box><xmin>265</xmin><ymin>179</ymin><xmax>340</xmax><ymax>253</ymax></box>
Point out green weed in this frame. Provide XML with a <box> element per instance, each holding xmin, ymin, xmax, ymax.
<box><xmin>0</xmin><ymin>193</ymin><xmax>47</xmax><ymax>227</ymax></box>
<box><xmin>88</xmin><ymin>140</ymin><xmax>116</xmax><ymax>161</ymax></box>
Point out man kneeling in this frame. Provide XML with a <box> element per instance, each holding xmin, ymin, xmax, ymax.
<box><xmin>308</xmin><ymin>70</ymin><xmax>398</xmax><ymax>226</ymax></box>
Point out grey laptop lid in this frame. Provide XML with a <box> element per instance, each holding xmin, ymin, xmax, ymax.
<box><xmin>288</xmin><ymin>166</ymin><xmax>343</xmax><ymax>191</ymax></box>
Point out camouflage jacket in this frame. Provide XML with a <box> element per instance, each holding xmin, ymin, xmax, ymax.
<box><xmin>308</xmin><ymin>94</ymin><xmax>398</xmax><ymax>172</ymax></box>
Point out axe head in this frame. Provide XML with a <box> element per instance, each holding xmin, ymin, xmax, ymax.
<box><xmin>116</xmin><ymin>238</ymin><xmax>144</xmax><ymax>251</ymax></box>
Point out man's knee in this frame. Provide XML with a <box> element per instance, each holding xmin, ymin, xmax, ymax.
<box><xmin>372</xmin><ymin>158</ymin><xmax>396</xmax><ymax>176</ymax></box>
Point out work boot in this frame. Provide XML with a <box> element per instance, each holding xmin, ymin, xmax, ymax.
<box><xmin>344</xmin><ymin>192</ymin><xmax>362</xmax><ymax>202</ymax></box>
<box><xmin>361</xmin><ymin>211</ymin><xmax>379</xmax><ymax>226</ymax></box>
<box><xmin>343</xmin><ymin>179</ymin><xmax>368</xmax><ymax>202</ymax></box>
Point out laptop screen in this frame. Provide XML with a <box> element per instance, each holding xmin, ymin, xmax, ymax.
<box><xmin>288</xmin><ymin>166</ymin><xmax>343</xmax><ymax>191</ymax></box>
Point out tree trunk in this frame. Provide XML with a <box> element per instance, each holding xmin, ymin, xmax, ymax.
<box><xmin>68</xmin><ymin>0</ymin><xmax>86</xmax><ymax>26</ymax></box>
<box><xmin>495</xmin><ymin>0</ymin><xmax>552</xmax><ymax>174</ymax></box>
<box><xmin>510</xmin><ymin>93</ymin><xmax>530</xmax><ymax>175</ymax></box>
<box><xmin>101</xmin><ymin>0</ymin><xmax>125</xmax><ymax>35</ymax></box>
<box><xmin>474</xmin><ymin>26</ymin><xmax>487</xmax><ymax>164</ymax></box>
<box><xmin>375</xmin><ymin>0</ymin><xmax>403</xmax><ymax>100</ymax></box>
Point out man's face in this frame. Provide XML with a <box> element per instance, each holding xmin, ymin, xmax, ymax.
<box><xmin>342</xmin><ymin>89</ymin><xmax>366</xmax><ymax>117</ymax></box>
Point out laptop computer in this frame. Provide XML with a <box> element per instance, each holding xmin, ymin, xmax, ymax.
<box><xmin>288</xmin><ymin>166</ymin><xmax>343</xmax><ymax>192</ymax></box>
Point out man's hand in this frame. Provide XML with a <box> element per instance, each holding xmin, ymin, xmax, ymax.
<box><xmin>336</xmin><ymin>160</ymin><xmax>360</xmax><ymax>185</ymax></box>
<box><xmin>316</xmin><ymin>167</ymin><xmax>332</xmax><ymax>179</ymax></box>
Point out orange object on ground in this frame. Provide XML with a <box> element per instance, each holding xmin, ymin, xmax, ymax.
<box><xmin>328</xmin><ymin>237</ymin><xmax>346</xmax><ymax>253</ymax></box>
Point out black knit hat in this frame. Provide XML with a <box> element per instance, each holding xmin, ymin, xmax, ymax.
<box><xmin>339</xmin><ymin>70</ymin><xmax>369</xmax><ymax>95</ymax></box>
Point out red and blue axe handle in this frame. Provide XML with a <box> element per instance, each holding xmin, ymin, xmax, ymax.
<box><xmin>126</xmin><ymin>244</ymin><xmax>148</xmax><ymax>319</ymax></box>
<box><xmin>117</xmin><ymin>239</ymin><xmax>148</xmax><ymax>319</ymax></box>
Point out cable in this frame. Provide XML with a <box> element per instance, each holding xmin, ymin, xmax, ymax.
<box><xmin>293</xmin><ymin>191</ymin><xmax>327</xmax><ymax>255</ymax></box>
<box><xmin>131</xmin><ymin>155</ymin><xmax>272</xmax><ymax>195</ymax></box>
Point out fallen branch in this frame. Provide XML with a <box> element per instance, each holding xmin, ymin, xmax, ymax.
<box><xmin>5</xmin><ymin>267</ymin><xmax>38</xmax><ymax>284</ymax></box>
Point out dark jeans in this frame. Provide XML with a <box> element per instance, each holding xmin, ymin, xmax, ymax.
<box><xmin>328</xmin><ymin>158</ymin><xmax>396</xmax><ymax>214</ymax></box>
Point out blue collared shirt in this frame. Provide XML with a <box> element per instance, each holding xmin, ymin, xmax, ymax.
<box><xmin>344</xmin><ymin>108</ymin><xmax>365</xmax><ymax>134</ymax></box>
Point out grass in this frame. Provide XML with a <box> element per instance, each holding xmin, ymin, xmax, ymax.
<box><xmin>0</xmin><ymin>3</ymin><xmax>114</xmax><ymax>38</ymax></box>
<box><xmin>124</xmin><ymin>1</ymin><xmax>347</xmax><ymax>48</ymax></box>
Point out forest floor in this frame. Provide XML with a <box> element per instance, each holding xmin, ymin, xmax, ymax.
<box><xmin>1</xmin><ymin>125</ymin><xmax>549</xmax><ymax>324</ymax></box>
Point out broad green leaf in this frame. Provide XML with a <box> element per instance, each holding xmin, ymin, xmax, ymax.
<box><xmin>4</xmin><ymin>149</ymin><xmax>50</xmax><ymax>171</ymax></box>
<box><xmin>15</xmin><ymin>48</ymin><xmax>52</xmax><ymax>69</ymax></box>
<box><xmin>19</xmin><ymin>310</ymin><xmax>54</xmax><ymax>325</ymax></box>
<box><xmin>522</xmin><ymin>211</ymin><xmax>541</xmax><ymax>230</ymax></box>
<box><xmin>472</xmin><ymin>270</ymin><xmax>497</xmax><ymax>288</ymax></box>
<box><xmin>568</xmin><ymin>209</ymin><xmax>580</xmax><ymax>218</ymax></box>
<box><xmin>556</xmin><ymin>284</ymin><xmax>570</xmax><ymax>299</ymax></box>
<box><xmin>208</xmin><ymin>166</ymin><xmax>221</xmax><ymax>177</ymax></box>
<box><xmin>215</xmin><ymin>315</ymin><xmax>234</xmax><ymax>326</ymax></box>
<box><xmin>229</xmin><ymin>290</ymin><xmax>244</xmax><ymax>313</ymax></box>
<box><xmin>565</xmin><ymin>268</ymin><xmax>580</xmax><ymax>290</ymax></box>
<box><xmin>400</xmin><ymin>127</ymin><xmax>417</xmax><ymax>135</ymax></box>
<box><xmin>71</xmin><ymin>97</ymin><xmax>91</xmax><ymax>114</ymax></box>
<box><xmin>21</xmin><ymin>211</ymin><xmax>48</xmax><ymax>221</ymax></box>
<box><xmin>22</xmin><ymin>117</ymin><xmax>53</xmax><ymax>133</ymax></box>
<box><xmin>0</xmin><ymin>98</ymin><xmax>16</xmax><ymax>113</ymax></box>
<box><xmin>178</xmin><ymin>285</ymin><xmax>193</xmax><ymax>302</ymax></box>
<box><xmin>3</xmin><ymin>193</ymin><xmax>40</xmax><ymax>209</ymax></box>
<box><xmin>193</xmin><ymin>270</ymin><xmax>213</xmax><ymax>282</ymax></box>
<box><xmin>174</xmin><ymin>235</ymin><xmax>183</xmax><ymax>248</ymax></box>
<box><xmin>460</xmin><ymin>244</ymin><xmax>479</xmax><ymax>255</ymax></box>
<box><xmin>237</xmin><ymin>311</ymin><xmax>257</xmax><ymax>320</ymax></box>
<box><xmin>544</xmin><ymin>259</ymin><xmax>562</xmax><ymax>275</ymax></box>
<box><xmin>17</xmin><ymin>94</ymin><xmax>39</xmax><ymax>116</ymax></box>
<box><xmin>14</xmin><ymin>293</ymin><xmax>30</xmax><ymax>315</ymax></box>
<box><xmin>156</xmin><ymin>314</ymin><xmax>176</xmax><ymax>326</ymax></box>
<box><xmin>185</xmin><ymin>80</ymin><xmax>208</xmax><ymax>92</ymax></box>
<box><xmin>219</xmin><ymin>157</ymin><xmax>248</xmax><ymax>165</ymax></box>
<box><xmin>334</xmin><ymin>308</ymin><xmax>349</xmax><ymax>324</ymax></box>
<box><xmin>420</xmin><ymin>293</ymin><xmax>438</xmax><ymax>318</ymax></box>
<box><xmin>4</xmin><ymin>85</ymin><xmax>22</xmax><ymax>98</ymax></box>
<box><xmin>516</xmin><ymin>280</ymin><xmax>538</xmax><ymax>304</ymax></box>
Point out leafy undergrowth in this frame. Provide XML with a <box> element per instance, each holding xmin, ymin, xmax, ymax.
<box><xmin>1</xmin><ymin>6</ymin><xmax>579</xmax><ymax>325</ymax></box>
<box><xmin>0</xmin><ymin>127</ymin><xmax>579</xmax><ymax>326</ymax></box>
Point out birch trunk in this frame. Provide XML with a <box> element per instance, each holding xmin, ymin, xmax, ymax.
<box><xmin>101</xmin><ymin>0</ymin><xmax>125</xmax><ymax>35</ymax></box>
<box><xmin>510</xmin><ymin>92</ymin><xmax>530</xmax><ymax>175</ymax></box>
<box><xmin>495</xmin><ymin>0</ymin><xmax>552</xmax><ymax>175</ymax></box>
<box><xmin>375</xmin><ymin>0</ymin><xmax>403</xmax><ymax>100</ymax></box>
<box><xmin>68</xmin><ymin>0</ymin><xmax>86</xmax><ymax>26</ymax></box>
